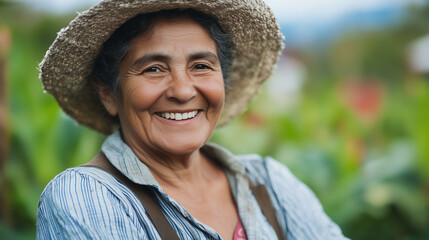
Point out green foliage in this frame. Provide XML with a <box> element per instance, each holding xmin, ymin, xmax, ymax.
<box><xmin>1</xmin><ymin>6</ymin><xmax>104</xmax><ymax>238</ymax></box>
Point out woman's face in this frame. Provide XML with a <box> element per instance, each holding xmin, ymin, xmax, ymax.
<box><xmin>103</xmin><ymin>17</ymin><xmax>224</xmax><ymax>157</ymax></box>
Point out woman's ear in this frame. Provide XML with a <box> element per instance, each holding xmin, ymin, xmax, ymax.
<box><xmin>91</xmin><ymin>77</ymin><xmax>118</xmax><ymax>116</ymax></box>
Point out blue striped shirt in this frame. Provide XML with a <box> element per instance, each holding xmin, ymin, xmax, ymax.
<box><xmin>37</xmin><ymin>130</ymin><xmax>348</xmax><ymax>239</ymax></box>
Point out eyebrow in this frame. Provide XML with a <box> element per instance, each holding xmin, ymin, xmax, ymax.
<box><xmin>132</xmin><ymin>54</ymin><xmax>171</xmax><ymax>69</ymax></box>
<box><xmin>131</xmin><ymin>51</ymin><xmax>219</xmax><ymax>69</ymax></box>
<box><xmin>187</xmin><ymin>51</ymin><xmax>219</xmax><ymax>64</ymax></box>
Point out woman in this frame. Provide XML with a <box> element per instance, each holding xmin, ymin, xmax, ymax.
<box><xmin>37</xmin><ymin>0</ymin><xmax>348</xmax><ymax>239</ymax></box>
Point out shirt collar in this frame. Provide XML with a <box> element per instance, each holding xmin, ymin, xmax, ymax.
<box><xmin>101</xmin><ymin>129</ymin><xmax>246</xmax><ymax>189</ymax></box>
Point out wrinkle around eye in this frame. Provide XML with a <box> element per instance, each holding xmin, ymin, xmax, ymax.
<box><xmin>193</xmin><ymin>64</ymin><xmax>211</xmax><ymax>70</ymax></box>
<box><xmin>144</xmin><ymin>66</ymin><xmax>161</xmax><ymax>73</ymax></box>
<box><xmin>190</xmin><ymin>61</ymin><xmax>218</xmax><ymax>71</ymax></box>
<box><xmin>140</xmin><ymin>65</ymin><xmax>170</xmax><ymax>78</ymax></box>
<box><xmin>191</xmin><ymin>63</ymin><xmax>221</xmax><ymax>77</ymax></box>
<box><xmin>142</xmin><ymin>72</ymin><xmax>169</xmax><ymax>80</ymax></box>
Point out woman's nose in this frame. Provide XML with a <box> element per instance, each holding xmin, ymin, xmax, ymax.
<box><xmin>165</xmin><ymin>71</ymin><xmax>196</xmax><ymax>103</ymax></box>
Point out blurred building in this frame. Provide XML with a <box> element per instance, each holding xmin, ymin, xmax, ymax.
<box><xmin>266</xmin><ymin>51</ymin><xmax>307</xmax><ymax>112</ymax></box>
<box><xmin>408</xmin><ymin>33</ymin><xmax>429</xmax><ymax>76</ymax></box>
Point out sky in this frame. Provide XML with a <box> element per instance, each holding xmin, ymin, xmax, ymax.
<box><xmin>15</xmin><ymin>0</ymin><xmax>411</xmax><ymax>24</ymax></box>
<box><xmin>14</xmin><ymin>0</ymin><xmax>425</xmax><ymax>48</ymax></box>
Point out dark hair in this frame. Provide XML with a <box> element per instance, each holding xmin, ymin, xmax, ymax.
<box><xmin>92</xmin><ymin>9</ymin><xmax>232</xmax><ymax>96</ymax></box>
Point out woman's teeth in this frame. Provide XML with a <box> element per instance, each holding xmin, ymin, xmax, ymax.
<box><xmin>158</xmin><ymin>110</ymin><xmax>199</xmax><ymax>121</ymax></box>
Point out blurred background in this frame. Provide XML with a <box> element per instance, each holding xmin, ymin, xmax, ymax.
<box><xmin>0</xmin><ymin>0</ymin><xmax>428</xmax><ymax>239</ymax></box>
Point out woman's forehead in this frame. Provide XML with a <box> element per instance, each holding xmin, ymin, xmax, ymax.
<box><xmin>125</xmin><ymin>17</ymin><xmax>217</xmax><ymax>60</ymax></box>
<box><xmin>132</xmin><ymin>17</ymin><xmax>211</xmax><ymax>43</ymax></box>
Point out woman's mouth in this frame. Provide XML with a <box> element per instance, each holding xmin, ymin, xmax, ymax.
<box><xmin>156</xmin><ymin>110</ymin><xmax>199</xmax><ymax>121</ymax></box>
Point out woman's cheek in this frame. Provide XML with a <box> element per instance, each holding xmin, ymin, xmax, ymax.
<box><xmin>126</xmin><ymin>80</ymin><xmax>166</xmax><ymax>109</ymax></box>
<box><xmin>198</xmin><ymin>76</ymin><xmax>225</xmax><ymax>108</ymax></box>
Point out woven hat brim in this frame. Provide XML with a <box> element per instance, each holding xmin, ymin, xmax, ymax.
<box><xmin>39</xmin><ymin>0</ymin><xmax>284</xmax><ymax>134</ymax></box>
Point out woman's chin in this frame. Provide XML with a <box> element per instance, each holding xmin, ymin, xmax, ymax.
<box><xmin>155</xmin><ymin>136</ymin><xmax>208</xmax><ymax>156</ymax></box>
<box><xmin>147</xmin><ymin>122</ymin><xmax>214</xmax><ymax>156</ymax></box>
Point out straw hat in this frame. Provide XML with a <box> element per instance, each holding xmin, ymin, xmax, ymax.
<box><xmin>39</xmin><ymin>0</ymin><xmax>284</xmax><ymax>134</ymax></box>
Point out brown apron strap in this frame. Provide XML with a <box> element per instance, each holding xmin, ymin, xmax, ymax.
<box><xmin>82</xmin><ymin>153</ymin><xmax>180</xmax><ymax>240</ymax></box>
<box><xmin>250</xmin><ymin>183</ymin><xmax>287</xmax><ymax>240</ymax></box>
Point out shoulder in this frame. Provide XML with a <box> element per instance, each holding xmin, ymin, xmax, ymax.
<box><xmin>239</xmin><ymin>154</ymin><xmax>322</xmax><ymax>213</ymax></box>
<box><xmin>236</xmin><ymin>154</ymin><xmax>348</xmax><ymax>239</ymax></box>
<box><xmin>236</xmin><ymin>154</ymin><xmax>317</xmax><ymax>208</ymax></box>
<box><xmin>40</xmin><ymin>167</ymin><xmax>121</xmax><ymax>203</ymax></box>
<box><xmin>38</xmin><ymin>167</ymin><xmax>125</xmax><ymax>221</ymax></box>
<box><xmin>236</xmin><ymin>154</ymin><xmax>297</xmax><ymax>189</ymax></box>
<box><xmin>37</xmin><ymin>167</ymin><xmax>149</xmax><ymax>239</ymax></box>
<box><xmin>38</xmin><ymin>166</ymin><xmax>145</xmax><ymax>214</ymax></box>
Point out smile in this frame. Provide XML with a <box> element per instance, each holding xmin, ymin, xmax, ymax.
<box><xmin>156</xmin><ymin>110</ymin><xmax>199</xmax><ymax>121</ymax></box>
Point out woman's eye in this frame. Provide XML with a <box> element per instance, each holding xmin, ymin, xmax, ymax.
<box><xmin>194</xmin><ymin>64</ymin><xmax>211</xmax><ymax>70</ymax></box>
<box><xmin>144</xmin><ymin>67</ymin><xmax>161</xmax><ymax>73</ymax></box>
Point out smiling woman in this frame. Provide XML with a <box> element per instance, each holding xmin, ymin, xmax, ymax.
<box><xmin>97</xmin><ymin>16</ymin><xmax>225</xmax><ymax>160</ymax></box>
<box><xmin>36</xmin><ymin>1</ymin><xmax>348</xmax><ymax>239</ymax></box>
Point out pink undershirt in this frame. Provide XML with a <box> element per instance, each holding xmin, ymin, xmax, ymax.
<box><xmin>233</xmin><ymin>218</ymin><xmax>247</xmax><ymax>240</ymax></box>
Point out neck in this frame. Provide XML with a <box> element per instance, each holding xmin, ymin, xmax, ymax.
<box><xmin>141</xmin><ymin>149</ymin><xmax>209</xmax><ymax>188</ymax></box>
<box><xmin>121</xmin><ymin>132</ymin><xmax>217</xmax><ymax>190</ymax></box>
